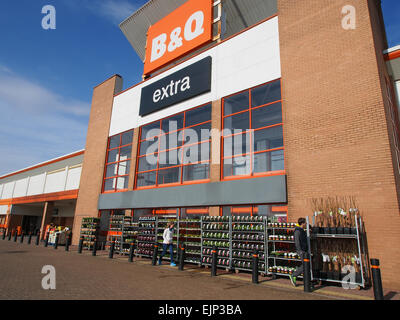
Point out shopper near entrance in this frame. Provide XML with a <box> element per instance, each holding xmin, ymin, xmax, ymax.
<box><xmin>158</xmin><ymin>222</ymin><xmax>176</xmax><ymax>267</ymax></box>
<box><xmin>289</xmin><ymin>218</ymin><xmax>309</xmax><ymax>287</ymax></box>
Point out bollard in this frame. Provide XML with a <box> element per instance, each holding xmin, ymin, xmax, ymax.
<box><xmin>35</xmin><ymin>234</ymin><xmax>40</xmax><ymax>246</ymax></box>
<box><xmin>211</xmin><ymin>246</ymin><xmax>217</xmax><ymax>277</ymax></box>
<box><xmin>92</xmin><ymin>238</ymin><xmax>97</xmax><ymax>256</ymax></box>
<box><xmin>2</xmin><ymin>231</ymin><xmax>5</xmax><ymax>240</ymax></box>
<box><xmin>28</xmin><ymin>233</ymin><xmax>32</xmax><ymax>245</ymax></box>
<box><xmin>65</xmin><ymin>235</ymin><xmax>70</xmax><ymax>251</ymax></box>
<box><xmin>8</xmin><ymin>231</ymin><xmax>12</xmax><ymax>241</ymax></box>
<box><xmin>252</xmin><ymin>250</ymin><xmax>259</xmax><ymax>284</ymax></box>
<box><xmin>101</xmin><ymin>241</ymin><xmax>105</xmax><ymax>251</ymax></box>
<box><xmin>303</xmin><ymin>253</ymin><xmax>312</xmax><ymax>293</ymax></box>
<box><xmin>54</xmin><ymin>234</ymin><xmax>59</xmax><ymax>250</ymax></box>
<box><xmin>128</xmin><ymin>243</ymin><xmax>135</xmax><ymax>262</ymax></box>
<box><xmin>178</xmin><ymin>244</ymin><xmax>185</xmax><ymax>271</ymax></box>
<box><xmin>109</xmin><ymin>241</ymin><xmax>115</xmax><ymax>259</ymax></box>
<box><xmin>44</xmin><ymin>234</ymin><xmax>49</xmax><ymax>247</ymax></box>
<box><xmin>13</xmin><ymin>231</ymin><xmax>18</xmax><ymax>242</ymax></box>
<box><xmin>152</xmin><ymin>243</ymin><xmax>159</xmax><ymax>265</ymax></box>
<box><xmin>78</xmin><ymin>237</ymin><xmax>84</xmax><ymax>254</ymax></box>
<box><xmin>371</xmin><ymin>259</ymin><xmax>384</xmax><ymax>300</ymax></box>
<box><xmin>20</xmin><ymin>233</ymin><xmax>24</xmax><ymax>244</ymax></box>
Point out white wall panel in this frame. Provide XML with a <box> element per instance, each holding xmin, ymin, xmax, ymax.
<box><xmin>0</xmin><ymin>184</ymin><xmax>3</xmax><ymax>198</ymax></box>
<box><xmin>27</xmin><ymin>173</ymin><xmax>46</xmax><ymax>196</ymax></box>
<box><xmin>395</xmin><ymin>81</ymin><xmax>400</xmax><ymax>111</ymax></box>
<box><xmin>1</xmin><ymin>182</ymin><xmax>14</xmax><ymax>199</ymax></box>
<box><xmin>0</xmin><ymin>205</ymin><xmax>8</xmax><ymax>215</ymax></box>
<box><xmin>13</xmin><ymin>178</ymin><xmax>29</xmax><ymax>198</ymax></box>
<box><xmin>65</xmin><ymin>166</ymin><xmax>82</xmax><ymax>190</ymax></box>
<box><xmin>44</xmin><ymin>170</ymin><xmax>66</xmax><ymax>194</ymax></box>
<box><xmin>109</xmin><ymin>17</ymin><xmax>281</xmax><ymax>136</ymax></box>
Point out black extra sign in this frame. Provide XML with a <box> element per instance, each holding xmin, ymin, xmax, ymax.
<box><xmin>139</xmin><ymin>56</ymin><xmax>212</xmax><ymax>116</ymax></box>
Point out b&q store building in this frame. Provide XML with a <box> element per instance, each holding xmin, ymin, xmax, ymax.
<box><xmin>1</xmin><ymin>0</ymin><xmax>400</xmax><ymax>289</ymax></box>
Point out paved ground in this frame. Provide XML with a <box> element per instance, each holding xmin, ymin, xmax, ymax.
<box><xmin>0</xmin><ymin>240</ymin><xmax>394</xmax><ymax>300</ymax></box>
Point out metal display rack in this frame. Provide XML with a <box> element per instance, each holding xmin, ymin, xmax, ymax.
<box><xmin>178</xmin><ymin>218</ymin><xmax>202</xmax><ymax>265</ymax></box>
<box><xmin>106</xmin><ymin>214</ymin><xmax>124</xmax><ymax>253</ymax></box>
<box><xmin>80</xmin><ymin>217</ymin><xmax>100</xmax><ymax>250</ymax></box>
<box><xmin>118</xmin><ymin>216</ymin><xmax>138</xmax><ymax>255</ymax></box>
<box><xmin>201</xmin><ymin>216</ymin><xmax>231</xmax><ymax>269</ymax></box>
<box><xmin>136</xmin><ymin>216</ymin><xmax>158</xmax><ymax>258</ymax></box>
<box><xmin>231</xmin><ymin>216</ymin><xmax>267</xmax><ymax>274</ymax></box>
<box><xmin>266</xmin><ymin>221</ymin><xmax>302</xmax><ymax>278</ymax></box>
<box><xmin>308</xmin><ymin>215</ymin><xmax>367</xmax><ymax>288</ymax></box>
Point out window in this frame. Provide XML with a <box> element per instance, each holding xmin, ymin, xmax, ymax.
<box><xmin>221</xmin><ymin>204</ymin><xmax>287</xmax><ymax>221</ymax></box>
<box><xmin>222</xmin><ymin>80</ymin><xmax>284</xmax><ymax>179</ymax></box>
<box><xmin>103</xmin><ymin>130</ymin><xmax>134</xmax><ymax>192</ymax></box>
<box><xmin>133</xmin><ymin>207</ymin><xmax>209</xmax><ymax>221</ymax></box>
<box><xmin>135</xmin><ymin>103</ymin><xmax>211</xmax><ymax>189</ymax></box>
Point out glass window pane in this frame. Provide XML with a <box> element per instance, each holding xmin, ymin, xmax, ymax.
<box><xmin>119</xmin><ymin>146</ymin><xmax>132</xmax><ymax>161</ymax></box>
<box><xmin>223</xmin><ymin>155</ymin><xmax>251</xmax><ymax>177</ymax></box>
<box><xmin>138</xmin><ymin>155</ymin><xmax>158</xmax><ymax>172</ymax></box>
<box><xmin>223</xmin><ymin>133</ymin><xmax>250</xmax><ymax>158</ymax></box>
<box><xmin>183</xmin><ymin>142</ymin><xmax>210</xmax><ymax>164</ymax></box>
<box><xmin>180</xmin><ymin>207</ymin><xmax>208</xmax><ymax>219</ymax></box>
<box><xmin>109</xmin><ymin>135</ymin><xmax>120</xmax><ymax>149</ymax></box>
<box><xmin>224</xmin><ymin>91</ymin><xmax>249</xmax><ymax>116</ymax></box>
<box><xmin>223</xmin><ymin>111</ymin><xmax>249</xmax><ymax>132</ymax></box>
<box><xmin>118</xmin><ymin>160</ymin><xmax>130</xmax><ymax>176</ymax></box>
<box><xmin>141</xmin><ymin>121</ymin><xmax>160</xmax><ymax>140</ymax></box>
<box><xmin>139</xmin><ymin>137</ymin><xmax>159</xmax><ymax>156</ymax></box>
<box><xmin>136</xmin><ymin>171</ymin><xmax>157</xmax><ymax>187</ymax></box>
<box><xmin>116</xmin><ymin>176</ymin><xmax>128</xmax><ymax>190</ymax></box>
<box><xmin>183</xmin><ymin>163</ymin><xmax>209</xmax><ymax>182</ymax></box>
<box><xmin>158</xmin><ymin>150</ymin><xmax>181</xmax><ymax>168</ymax></box>
<box><xmin>187</xmin><ymin>122</ymin><xmax>211</xmax><ymax>142</ymax></box>
<box><xmin>162</xmin><ymin>114</ymin><xmax>184</xmax><ymax>133</ymax></box>
<box><xmin>230</xmin><ymin>205</ymin><xmax>252</xmax><ymax>216</ymax></box>
<box><xmin>105</xmin><ymin>164</ymin><xmax>118</xmax><ymax>178</ymax></box>
<box><xmin>107</xmin><ymin>149</ymin><xmax>119</xmax><ymax>163</ymax></box>
<box><xmin>251</xmin><ymin>102</ymin><xmax>282</xmax><ymax>129</ymax></box>
<box><xmin>251</xmin><ymin>80</ymin><xmax>281</xmax><ymax>107</ymax></box>
<box><xmin>254</xmin><ymin>125</ymin><xmax>283</xmax><ymax>152</ymax></box>
<box><xmin>157</xmin><ymin>167</ymin><xmax>181</xmax><ymax>185</ymax></box>
<box><xmin>185</xmin><ymin>104</ymin><xmax>211</xmax><ymax>127</ymax></box>
<box><xmin>121</xmin><ymin>131</ymin><xmax>133</xmax><ymax>146</ymax></box>
<box><xmin>104</xmin><ymin>178</ymin><xmax>116</xmax><ymax>191</ymax></box>
<box><xmin>159</xmin><ymin>132</ymin><xmax>183</xmax><ymax>151</ymax></box>
<box><xmin>253</xmin><ymin>150</ymin><xmax>284</xmax><ymax>173</ymax></box>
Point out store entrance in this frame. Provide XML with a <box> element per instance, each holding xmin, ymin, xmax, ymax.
<box><xmin>21</xmin><ymin>216</ymin><xmax>41</xmax><ymax>235</ymax></box>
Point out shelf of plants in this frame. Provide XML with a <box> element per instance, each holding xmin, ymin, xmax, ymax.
<box><xmin>80</xmin><ymin>217</ymin><xmax>100</xmax><ymax>250</ymax></box>
<box><xmin>118</xmin><ymin>216</ymin><xmax>138</xmax><ymax>255</ymax></box>
<box><xmin>201</xmin><ymin>216</ymin><xmax>231</xmax><ymax>268</ymax></box>
<box><xmin>266</xmin><ymin>221</ymin><xmax>301</xmax><ymax>278</ymax></box>
<box><xmin>156</xmin><ymin>216</ymin><xmax>179</xmax><ymax>262</ymax></box>
<box><xmin>309</xmin><ymin>197</ymin><xmax>368</xmax><ymax>287</ymax></box>
<box><xmin>231</xmin><ymin>216</ymin><xmax>267</xmax><ymax>274</ymax></box>
<box><xmin>178</xmin><ymin>218</ymin><xmax>202</xmax><ymax>265</ymax></box>
<box><xmin>106</xmin><ymin>214</ymin><xmax>125</xmax><ymax>253</ymax></box>
<box><xmin>136</xmin><ymin>216</ymin><xmax>158</xmax><ymax>258</ymax></box>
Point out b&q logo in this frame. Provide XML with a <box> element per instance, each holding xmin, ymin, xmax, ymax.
<box><xmin>144</xmin><ymin>0</ymin><xmax>213</xmax><ymax>75</ymax></box>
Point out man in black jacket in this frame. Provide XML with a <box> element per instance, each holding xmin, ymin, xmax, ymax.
<box><xmin>289</xmin><ymin>217</ymin><xmax>309</xmax><ymax>287</ymax></box>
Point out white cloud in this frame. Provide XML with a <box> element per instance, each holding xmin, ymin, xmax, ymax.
<box><xmin>0</xmin><ymin>66</ymin><xmax>90</xmax><ymax>176</ymax></box>
<box><xmin>82</xmin><ymin>0</ymin><xmax>141</xmax><ymax>25</ymax></box>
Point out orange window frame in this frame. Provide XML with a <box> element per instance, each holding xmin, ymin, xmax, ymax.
<box><xmin>221</xmin><ymin>79</ymin><xmax>285</xmax><ymax>181</ymax></box>
<box><xmin>220</xmin><ymin>204</ymin><xmax>288</xmax><ymax>219</ymax></box>
<box><xmin>102</xmin><ymin>129</ymin><xmax>134</xmax><ymax>193</ymax></box>
<box><xmin>134</xmin><ymin>103</ymin><xmax>212</xmax><ymax>190</ymax></box>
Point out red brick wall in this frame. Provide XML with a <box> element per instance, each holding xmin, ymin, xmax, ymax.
<box><xmin>278</xmin><ymin>0</ymin><xmax>400</xmax><ymax>289</ymax></box>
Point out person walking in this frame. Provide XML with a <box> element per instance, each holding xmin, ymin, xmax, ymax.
<box><xmin>158</xmin><ymin>222</ymin><xmax>176</xmax><ymax>267</ymax></box>
<box><xmin>289</xmin><ymin>217</ymin><xmax>309</xmax><ymax>287</ymax></box>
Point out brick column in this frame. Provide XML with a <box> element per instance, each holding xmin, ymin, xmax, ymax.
<box><xmin>128</xmin><ymin>127</ymin><xmax>140</xmax><ymax>190</ymax></box>
<box><xmin>278</xmin><ymin>0</ymin><xmax>400</xmax><ymax>289</ymax></box>
<box><xmin>39</xmin><ymin>201</ymin><xmax>54</xmax><ymax>240</ymax></box>
<box><xmin>72</xmin><ymin>75</ymin><xmax>123</xmax><ymax>245</ymax></box>
<box><xmin>210</xmin><ymin>99</ymin><xmax>222</xmax><ymax>182</ymax></box>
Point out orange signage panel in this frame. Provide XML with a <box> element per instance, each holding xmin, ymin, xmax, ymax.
<box><xmin>144</xmin><ymin>0</ymin><xmax>213</xmax><ymax>75</ymax></box>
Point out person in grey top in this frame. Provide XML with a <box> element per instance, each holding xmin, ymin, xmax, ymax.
<box><xmin>289</xmin><ymin>217</ymin><xmax>309</xmax><ymax>287</ymax></box>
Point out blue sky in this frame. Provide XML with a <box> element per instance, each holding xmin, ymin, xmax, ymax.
<box><xmin>0</xmin><ymin>0</ymin><xmax>399</xmax><ymax>176</ymax></box>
